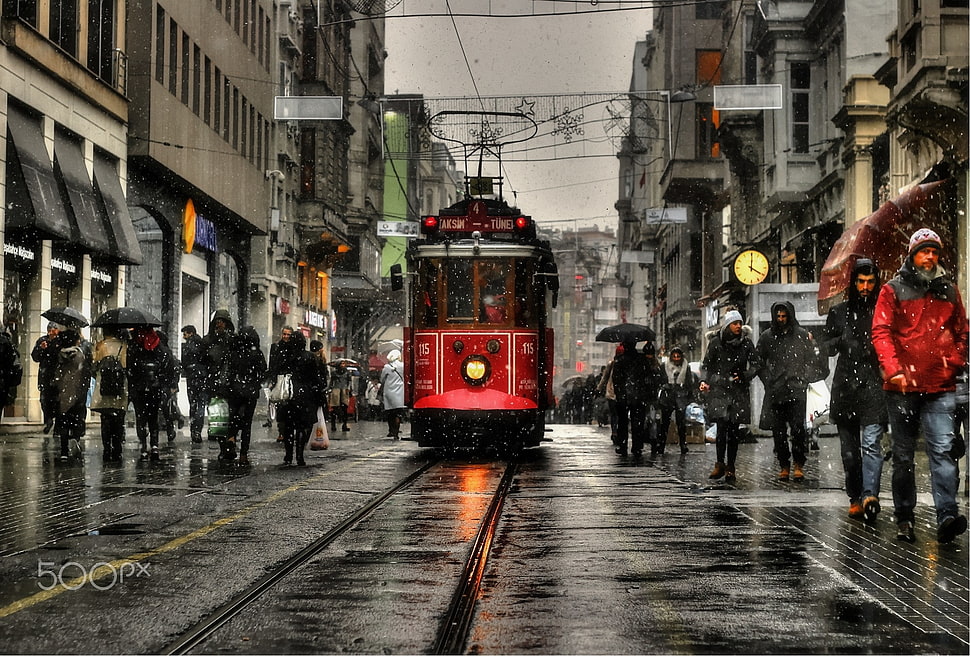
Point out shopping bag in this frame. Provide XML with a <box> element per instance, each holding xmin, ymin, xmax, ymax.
<box><xmin>268</xmin><ymin>374</ymin><xmax>293</xmax><ymax>402</ymax></box>
<box><xmin>207</xmin><ymin>397</ymin><xmax>230</xmax><ymax>438</ymax></box>
<box><xmin>310</xmin><ymin>407</ymin><xmax>329</xmax><ymax>450</ymax></box>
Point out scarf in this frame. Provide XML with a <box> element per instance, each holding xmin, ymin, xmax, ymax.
<box><xmin>665</xmin><ymin>359</ymin><xmax>688</xmax><ymax>386</ymax></box>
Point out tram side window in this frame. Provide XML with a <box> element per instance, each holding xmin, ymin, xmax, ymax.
<box><xmin>414</xmin><ymin>260</ymin><xmax>439</xmax><ymax>328</ymax></box>
<box><xmin>514</xmin><ymin>259</ymin><xmax>536</xmax><ymax>328</ymax></box>
<box><xmin>446</xmin><ymin>260</ymin><xmax>475</xmax><ymax>322</ymax></box>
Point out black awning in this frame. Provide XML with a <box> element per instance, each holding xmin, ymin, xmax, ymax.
<box><xmin>54</xmin><ymin>130</ymin><xmax>113</xmax><ymax>255</ymax></box>
<box><xmin>92</xmin><ymin>152</ymin><xmax>143</xmax><ymax>265</ymax></box>
<box><xmin>4</xmin><ymin>104</ymin><xmax>73</xmax><ymax>240</ymax></box>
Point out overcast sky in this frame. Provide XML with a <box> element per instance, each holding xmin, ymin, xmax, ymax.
<box><xmin>383</xmin><ymin>1</ymin><xmax>655</xmax><ymax>232</ymax></box>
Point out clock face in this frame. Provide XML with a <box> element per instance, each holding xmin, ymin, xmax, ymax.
<box><xmin>734</xmin><ymin>249</ymin><xmax>768</xmax><ymax>285</ymax></box>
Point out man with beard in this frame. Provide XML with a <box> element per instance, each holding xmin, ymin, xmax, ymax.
<box><xmin>821</xmin><ymin>258</ymin><xmax>888</xmax><ymax>522</ymax></box>
<box><xmin>872</xmin><ymin>228</ymin><xmax>968</xmax><ymax>544</ymax></box>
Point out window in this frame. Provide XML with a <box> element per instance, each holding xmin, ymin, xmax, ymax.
<box><xmin>181</xmin><ymin>33</ymin><xmax>190</xmax><ymax>104</ymax></box>
<box><xmin>300</xmin><ymin>128</ymin><xmax>315</xmax><ymax>197</ymax></box>
<box><xmin>696</xmin><ymin>103</ymin><xmax>720</xmax><ymax>158</ymax></box>
<box><xmin>213</xmin><ymin>68</ymin><xmax>222</xmax><ymax>133</ymax></box>
<box><xmin>3</xmin><ymin>1</ymin><xmax>39</xmax><ymax>26</ymax></box>
<box><xmin>203</xmin><ymin>56</ymin><xmax>212</xmax><ymax>124</ymax></box>
<box><xmin>790</xmin><ymin>61</ymin><xmax>810</xmax><ymax>154</ymax></box>
<box><xmin>695</xmin><ymin>0</ymin><xmax>726</xmax><ymax>20</ymax></box>
<box><xmin>168</xmin><ymin>19</ymin><xmax>177</xmax><ymax>95</ymax></box>
<box><xmin>50</xmin><ymin>0</ymin><xmax>78</xmax><ymax>57</ymax></box>
<box><xmin>86</xmin><ymin>0</ymin><xmax>114</xmax><ymax>83</ymax></box>
<box><xmin>192</xmin><ymin>45</ymin><xmax>201</xmax><ymax>115</ymax></box>
<box><xmin>154</xmin><ymin>5</ymin><xmax>165</xmax><ymax>84</ymax></box>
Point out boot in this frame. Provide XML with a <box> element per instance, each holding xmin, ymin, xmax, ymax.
<box><xmin>709</xmin><ymin>461</ymin><xmax>727</xmax><ymax>479</ymax></box>
<box><xmin>778</xmin><ymin>465</ymin><xmax>790</xmax><ymax>480</ymax></box>
<box><xmin>792</xmin><ymin>463</ymin><xmax>804</xmax><ymax>481</ymax></box>
<box><xmin>862</xmin><ymin>496</ymin><xmax>880</xmax><ymax>523</ymax></box>
<box><xmin>724</xmin><ymin>465</ymin><xmax>736</xmax><ymax>483</ymax></box>
<box><xmin>848</xmin><ymin>501</ymin><xmax>865</xmax><ymax>519</ymax></box>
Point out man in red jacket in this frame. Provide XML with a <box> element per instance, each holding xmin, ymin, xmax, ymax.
<box><xmin>872</xmin><ymin>228</ymin><xmax>969</xmax><ymax>544</ymax></box>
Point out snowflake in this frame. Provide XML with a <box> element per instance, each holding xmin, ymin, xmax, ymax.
<box><xmin>469</xmin><ymin>118</ymin><xmax>503</xmax><ymax>145</ymax></box>
<box><xmin>552</xmin><ymin>108</ymin><xmax>584</xmax><ymax>143</ymax></box>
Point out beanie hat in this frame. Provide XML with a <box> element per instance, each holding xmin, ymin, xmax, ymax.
<box><xmin>908</xmin><ymin>228</ymin><xmax>942</xmax><ymax>256</ymax></box>
<box><xmin>309</xmin><ymin>340</ymin><xmax>323</xmax><ymax>352</ymax></box>
<box><xmin>723</xmin><ymin>309</ymin><xmax>743</xmax><ymax>326</ymax></box>
<box><xmin>642</xmin><ymin>341</ymin><xmax>655</xmax><ymax>356</ymax></box>
<box><xmin>181</xmin><ymin>325</ymin><xmax>196</xmax><ymax>334</ymax></box>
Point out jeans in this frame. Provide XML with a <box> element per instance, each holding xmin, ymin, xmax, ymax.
<box><xmin>886</xmin><ymin>391</ymin><xmax>961</xmax><ymax>525</ymax></box>
<box><xmin>837</xmin><ymin>421</ymin><xmax>884</xmax><ymax>502</ymax></box>
<box><xmin>186</xmin><ymin>385</ymin><xmax>206</xmax><ymax>438</ymax></box>
<box><xmin>715</xmin><ymin>420</ymin><xmax>741</xmax><ymax>467</ymax></box>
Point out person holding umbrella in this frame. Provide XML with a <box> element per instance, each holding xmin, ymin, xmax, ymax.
<box><xmin>127</xmin><ymin>325</ymin><xmax>177</xmax><ymax>461</ymax></box>
<box><xmin>90</xmin><ymin>326</ymin><xmax>128</xmax><ymax>462</ymax></box>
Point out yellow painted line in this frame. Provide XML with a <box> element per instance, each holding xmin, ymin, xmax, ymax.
<box><xmin>0</xmin><ymin>448</ymin><xmax>397</xmax><ymax>619</ymax></box>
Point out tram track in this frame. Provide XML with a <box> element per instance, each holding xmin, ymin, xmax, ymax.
<box><xmin>160</xmin><ymin>457</ymin><xmax>520</xmax><ymax>655</ymax></box>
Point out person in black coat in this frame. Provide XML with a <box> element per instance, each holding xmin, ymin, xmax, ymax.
<box><xmin>180</xmin><ymin>325</ymin><xmax>206</xmax><ymax>442</ymax></box>
<box><xmin>756</xmin><ymin>300</ymin><xmax>819</xmax><ymax>482</ymax></box>
<box><xmin>31</xmin><ymin>322</ymin><xmax>61</xmax><ymax>433</ymax></box>
<box><xmin>821</xmin><ymin>258</ymin><xmax>888</xmax><ymax>522</ymax></box>
<box><xmin>700</xmin><ymin>310</ymin><xmax>759</xmax><ymax>482</ymax></box>
<box><xmin>226</xmin><ymin>326</ymin><xmax>268</xmax><ymax>464</ymax></box>
<box><xmin>199</xmin><ymin>309</ymin><xmax>238</xmax><ymax>458</ymax></box>
<box><xmin>274</xmin><ymin>332</ymin><xmax>324</xmax><ymax>466</ymax></box>
<box><xmin>658</xmin><ymin>346</ymin><xmax>699</xmax><ymax>455</ymax></box>
<box><xmin>610</xmin><ymin>340</ymin><xmax>663</xmax><ymax>457</ymax></box>
<box><xmin>127</xmin><ymin>326</ymin><xmax>177</xmax><ymax>461</ymax></box>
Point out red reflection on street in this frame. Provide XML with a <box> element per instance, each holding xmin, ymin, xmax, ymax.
<box><xmin>456</xmin><ymin>465</ymin><xmax>491</xmax><ymax>541</ymax></box>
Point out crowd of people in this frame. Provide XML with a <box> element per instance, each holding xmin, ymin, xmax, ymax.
<box><xmin>3</xmin><ymin>309</ymin><xmax>408</xmax><ymax>468</ymax></box>
<box><xmin>570</xmin><ymin>228</ymin><xmax>967</xmax><ymax>545</ymax></box>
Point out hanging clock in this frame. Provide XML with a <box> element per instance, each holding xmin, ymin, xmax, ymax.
<box><xmin>734</xmin><ymin>249</ymin><xmax>769</xmax><ymax>285</ymax></box>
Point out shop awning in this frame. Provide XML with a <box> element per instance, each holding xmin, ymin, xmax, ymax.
<box><xmin>92</xmin><ymin>152</ymin><xmax>143</xmax><ymax>265</ymax></box>
<box><xmin>54</xmin><ymin>130</ymin><xmax>113</xmax><ymax>255</ymax></box>
<box><xmin>4</xmin><ymin>104</ymin><xmax>73</xmax><ymax>240</ymax></box>
<box><xmin>817</xmin><ymin>179</ymin><xmax>951</xmax><ymax>314</ymax></box>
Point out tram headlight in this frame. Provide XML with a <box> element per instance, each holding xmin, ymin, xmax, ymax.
<box><xmin>461</xmin><ymin>355</ymin><xmax>491</xmax><ymax>386</ymax></box>
<box><xmin>486</xmin><ymin>339</ymin><xmax>501</xmax><ymax>354</ymax></box>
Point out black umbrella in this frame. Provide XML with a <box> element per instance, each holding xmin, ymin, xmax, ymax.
<box><xmin>92</xmin><ymin>307</ymin><xmax>163</xmax><ymax>328</ymax></box>
<box><xmin>42</xmin><ymin>306</ymin><xmax>89</xmax><ymax>328</ymax></box>
<box><xmin>595</xmin><ymin>322</ymin><xmax>656</xmax><ymax>343</ymax></box>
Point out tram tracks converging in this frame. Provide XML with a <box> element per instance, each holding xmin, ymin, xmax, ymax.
<box><xmin>160</xmin><ymin>457</ymin><xmax>520</xmax><ymax>655</ymax></box>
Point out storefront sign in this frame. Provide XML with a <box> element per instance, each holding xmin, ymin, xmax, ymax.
<box><xmin>275</xmin><ymin>297</ymin><xmax>291</xmax><ymax>315</ymax></box>
<box><xmin>50</xmin><ymin>252</ymin><xmax>81</xmax><ymax>287</ymax></box>
<box><xmin>305</xmin><ymin>309</ymin><xmax>325</xmax><ymax>328</ymax></box>
<box><xmin>3</xmin><ymin>242</ymin><xmax>36</xmax><ymax>264</ymax></box>
<box><xmin>183</xmin><ymin>199</ymin><xmax>218</xmax><ymax>253</ymax></box>
<box><xmin>91</xmin><ymin>264</ymin><xmax>116</xmax><ymax>293</ymax></box>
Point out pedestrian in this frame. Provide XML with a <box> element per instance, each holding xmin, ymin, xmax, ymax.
<box><xmin>872</xmin><ymin>228</ymin><xmax>968</xmax><ymax>544</ymax></box>
<box><xmin>51</xmin><ymin>329</ymin><xmax>91</xmax><ymax>461</ymax></box>
<box><xmin>658</xmin><ymin>346</ymin><xmax>699</xmax><ymax>455</ymax></box>
<box><xmin>820</xmin><ymin>258</ymin><xmax>889</xmax><ymax>522</ymax></box>
<box><xmin>328</xmin><ymin>359</ymin><xmax>354</xmax><ymax>432</ymax></box>
<box><xmin>640</xmin><ymin>342</ymin><xmax>665</xmax><ymax>453</ymax></box>
<box><xmin>226</xmin><ymin>326</ymin><xmax>268</xmax><ymax>465</ymax></box>
<box><xmin>266</xmin><ymin>326</ymin><xmax>301</xmax><ymax>442</ymax></box>
<box><xmin>380</xmin><ymin>349</ymin><xmax>406</xmax><ymax>438</ymax></box>
<box><xmin>200</xmin><ymin>309</ymin><xmax>237</xmax><ymax>457</ymax></box>
<box><xmin>156</xmin><ymin>331</ymin><xmax>182</xmax><ymax>443</ymax></box>
<box><xmin>127</xmin><ymin>325</ymin><xmax>177</xmax><ymax>461</ymax></box>
<box><xmin>365</xmin><ymin>373</ymin><xmax>382</xmax><ymax>420</ymax></box>
<box><xmin>31</xmin><ymin>322</ymin><xmax>61</xmax><ymax>433</ymax></box>
<box><xmin>90</xmin><ymin>326</ymin><xmax>128</xmax><ymax>462</ymax></box>
<box><xmin>700</xmin><ymin>310</ymin><xmax>760</xmax><ymax>482</ymax></box>
<box><xmin>180</xmin><ymin>325</ymin><xmax>206</xmax><ymax>443</ymax></box>
<box><xmin>756</xmin><ymin>301</ymin><xmax>820</xmax><ymax>482</ymax></box>
<box><xmin>0</xmin><ymin>325</ymin><xmax>23</xmax><ymax>416</ymax></box>
<box><xmin>308</xmin><ymin>340</ymin><xmax>330</xmax><ymax>428</ymax></box>
<box><xmin>275</xmin><ymin>331</ymin><xmax>324</xmax><ymax>466</ymax></box>
<box><xmin>610</xmin><ymin>340</ymin><xmax>662</xmax><ymax>456</ymax></box>
<box><xmin>597</xmin><ymin>345</ymin><xmax>622</xmax><ymax>444</ymax></box>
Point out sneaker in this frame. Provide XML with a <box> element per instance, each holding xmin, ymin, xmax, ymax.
<box><xmin>937</xmin><ymin>515</ymin><xmax>968</xmax><ymax>544</ymax></box>
<box><xmin>862</xmin><ymin>496</ymin><xmax>880</xmax><ymax>523</ymax></box>
<box><xmin>848</xmin><ymin>501</ymin><xmax>865</xmax><ymax>519</ymax></box>
<box><xmin>724</xmin><ymin>466</ymin><xmax>736</xmax><ymax>483</ymax></box>
<box><xmin>896</xmin><ymin>520</ymin><xmax>916</xmax><ymax>543</ymax></box>
<box><xmin>709</xmin><ymin>462</ymin><xmax>726</xmax><ymax>479</ymax></box>
<box><xmin>59</xmin><ymin>454</ymin><xmax>69</xmax><ymax>463</ymax></box>
<box><xmin>140</xmin><ymin>450</ymin><xmax>149</xmax><ymax>461</ymax></box>
<box><xmin>778</xmin><ymin>466</ymin><xmax>790</xmax><ymax>481</ymax></box>
<box><xmin>792</xmin><ymin>464</ymin><xmax>805</xmax><ymax>481</ymax></box>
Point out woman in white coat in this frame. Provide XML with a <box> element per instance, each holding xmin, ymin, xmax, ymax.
<box><xmin>380</xmin><ymin>349</ymin><xmax>406</xmax><ymax>439</ymax></box>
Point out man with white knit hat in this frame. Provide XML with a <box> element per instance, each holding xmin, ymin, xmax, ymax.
<box><xmin>872</xmin><ymin>228</ymin><xmax>969</xmax><ymax>544</ymax></box>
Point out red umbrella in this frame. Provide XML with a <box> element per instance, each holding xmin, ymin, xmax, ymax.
<box><xmin>817</xmin><ymin>180</ymin><xmax>952</xmax><ymax>314</ymax></box>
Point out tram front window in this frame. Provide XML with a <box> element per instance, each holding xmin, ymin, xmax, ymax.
<box><xmin>446</xmin><ymin>261</ymin><xmax>475</xmax><ymax>321</ymax></box>
<box><xmin>479</xmin><ymin>260</ymin><xmax>510</xmax><ymax>323</ymax></box>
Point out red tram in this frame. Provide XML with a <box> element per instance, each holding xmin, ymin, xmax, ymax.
<box><xmin>392</xmin><ymin>197</ymin><xmax>559</xmax><ymax>453</ymax></box>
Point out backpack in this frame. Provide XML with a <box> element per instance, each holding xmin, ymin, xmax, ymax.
<box><xmin>99</xmin><ymin>349</ymin><xmax>126</xmax><ymax>397</ymax></box>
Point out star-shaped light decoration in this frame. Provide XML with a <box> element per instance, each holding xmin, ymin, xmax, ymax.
<box><xmin>515</xmin><ymin>97</ymin><xmax>536</xmax><ymax>118</ymax></box>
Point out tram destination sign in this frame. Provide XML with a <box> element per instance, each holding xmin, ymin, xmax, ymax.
<box><xmin>435</xmin><ymin>215</ymin><xmax>520</xmax><ymax>233</ymax></box>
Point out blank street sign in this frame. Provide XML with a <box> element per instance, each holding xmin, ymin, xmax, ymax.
<box><xmin>275</xmin><ymin>96</ymin><xmax>344</xmax><ymax>120</ymax></box>
<box><xmin>714</xmin><ymin>85</ymin><xmax>784</xmax><ymax>110</ymax></box>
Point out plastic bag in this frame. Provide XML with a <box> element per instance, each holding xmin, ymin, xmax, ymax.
<box><xmin>268</xmin><ymin>374</ymin><xmax>293</xmax><ymax>402</ymax></box>
<box><xmin>310</xmin><ymin>406</ymin><xmax>329</xmax><ymax>450</ymax></box>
